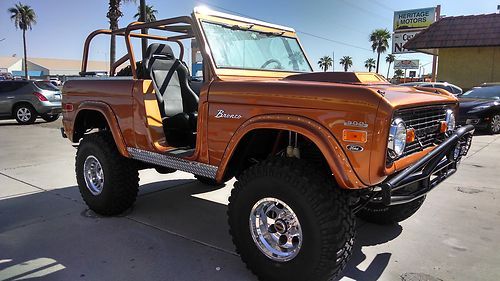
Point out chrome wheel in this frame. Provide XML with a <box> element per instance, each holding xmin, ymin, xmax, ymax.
<box><xmin>83</xmin><ymin>155</ymin><xmax>104</xmax><ymax>195</ymax></box>
<box><xmin>16</xmin><ymin>107</ymin><xmax>32</xmax><ymax>122</ymax></box>
<box><xmin>491</xmin><ymin>115</ymin><xmax>500</xmax><ymax>133</ymax></box>
<box><xmin>249</xmin><ymin>197</ymin><xmax>303</xmax><ymax>262</ymax></box>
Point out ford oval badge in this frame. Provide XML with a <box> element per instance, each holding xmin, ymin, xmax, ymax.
<box><xmin>347</xmin><ymin>144</ymin><xmax>364</xmax><ymax>152</ymax></box>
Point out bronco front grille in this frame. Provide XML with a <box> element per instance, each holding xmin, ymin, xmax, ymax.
<box><xmin>396</xmin><ymin>105</ymin><xmax>447</xmax><ymax>157</ymax></box>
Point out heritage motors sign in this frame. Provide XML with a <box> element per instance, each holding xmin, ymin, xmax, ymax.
<box><xmin>392</xmin><ymin>7</ymin><xmax>437</xmax><ymax>54</ymax></box>
<box><xmin>393</xmin><ymin>7</ymin><xmax>436</xmax><ymax>31</ymax></box>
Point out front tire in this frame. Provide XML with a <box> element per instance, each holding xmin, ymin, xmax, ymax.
<box><xmin>487</xmin><ymin>114</ymin><xmax>500</xmax><ymax>134</ymax></box>
<box><xmin>76</xmin><ymin>132</ymin><xmax>139</xmax><ymax>216</ymax></box>
<box><xmin>228</xmin><ymin>158</ymin><xmax>355</xmax><ymax>281</ymax></box>
<box><xmin>14</xmin><ymin>104</ymin><xmax>37</xmax><ymax>124</ymax></box>
<box><xmin>357</xmin><ymin>196</ymin><xmax>426</xmax><ymax>225</ymax></box>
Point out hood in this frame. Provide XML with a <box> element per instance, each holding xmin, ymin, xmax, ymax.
<box><xmin>282</xmin><ymin>72</ymin><xmax>457</xmax><ymax>109</ymax></box>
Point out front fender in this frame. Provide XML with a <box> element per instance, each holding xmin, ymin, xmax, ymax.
<box><xmin>216</xmin><ymin>114</ymin><xmax>367</xmax><ymax>189</ymax></box>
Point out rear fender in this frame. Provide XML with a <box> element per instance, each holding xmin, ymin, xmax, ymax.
<box><xmin>73</xmin><ymin>101</ymin><xmax>129</xmax><ymax>157</ymax></box>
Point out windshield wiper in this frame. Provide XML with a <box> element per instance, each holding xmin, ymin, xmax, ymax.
<box><xmin>227</xmin><ymin>23</ymin><xmax>285</xmax><ymax>37</ymax></box>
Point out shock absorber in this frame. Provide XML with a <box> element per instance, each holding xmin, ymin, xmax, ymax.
<box><xmin>293</xmin><ymin>132</ymin><xmax>301</xmax><ymax>158</ymax></box>
<box><xmin>286</xmin><ymin>131</ymin><xmax>294</xmax><ymax>157</ymax></box>
<box><xmin>286</xmin><ymin>131</ymin><xmax>301</xmax><ymax>158</ymax></box>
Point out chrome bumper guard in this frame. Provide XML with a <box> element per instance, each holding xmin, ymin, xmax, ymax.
<box><xmin>378</xmin><ymin>125</ymin><xmax>475</xmax><ymax>206</ymax></box>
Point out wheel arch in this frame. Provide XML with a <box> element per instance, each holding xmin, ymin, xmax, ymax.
<box><xmin>216</xmin><ymin>114</ymin><xmax>366</xmax><ymax>189</ymax></box>
<box><xmin>11</xmin><ymin>101</ymin><xmax>36</xmax><ymax>117</ymax></box>
<box><xmin>72</xmin><ymin>101</ymin><xmax>129</xmax><ymax>157</ymax></box>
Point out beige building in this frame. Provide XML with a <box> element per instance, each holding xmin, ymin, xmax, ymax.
<box><xmin>405</xmin><ymin>13</ymin><xmax>500</xmax><ymax>90</ymax></box>
<box><xmin>0</xmin><ymin>56</ymin><xmax>109</xmax><ymax>79</ymax></box>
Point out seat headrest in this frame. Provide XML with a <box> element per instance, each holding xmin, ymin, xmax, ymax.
<box><xmin>146</xmin><ymin>43</ymin><xmax>175</xmax><ymax>60</ymax></box>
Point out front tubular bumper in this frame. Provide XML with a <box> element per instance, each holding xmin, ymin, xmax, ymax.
<box><xmin>377</xmin><ymin>125</ymin><xmax>475</xmax><ymax>206</ymax></box>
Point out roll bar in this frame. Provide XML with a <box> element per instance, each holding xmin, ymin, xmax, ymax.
<box><xmin>81</xmin><ymin>16</ymin><xmax>194</xmax><ymax>77</ymax></box>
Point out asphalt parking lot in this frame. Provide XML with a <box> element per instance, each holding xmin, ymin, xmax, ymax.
<box><xmin>0</xmin><ymin>118</ymin><xmax>499</xmax><ymax>281</ymax></box>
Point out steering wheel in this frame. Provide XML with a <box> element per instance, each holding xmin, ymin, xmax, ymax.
<box><xmin>261</xmin><ymin>59</ymin><xmax>283</xmax><ymax>69</ymax></box>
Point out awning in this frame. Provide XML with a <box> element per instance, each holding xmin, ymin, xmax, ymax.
<box><xmin>12</xmin><ymin>70</ymin><xmax>45</xmax><ymax>77</ymax></box>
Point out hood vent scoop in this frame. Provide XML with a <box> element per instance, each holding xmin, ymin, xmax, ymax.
<box><xmin>284</xmin><ymin>72</ymin><xmax>390</xmax><ymax>85</ymax></box>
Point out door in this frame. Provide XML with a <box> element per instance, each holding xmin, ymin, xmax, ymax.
<box><xmin>0</xmin><ymin>82</ymin><xmax>15</xmax><ymax>116</ymax></box>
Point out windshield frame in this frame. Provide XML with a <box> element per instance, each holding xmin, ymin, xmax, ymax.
<box><xmin>193</xmin><ymin>10</ymin><xmax>313</xmax><ymax>78</ymax></box>
<box><xmin>200</xmin><ymin>20</ymin><xmax>313</xmax><ymax>74</ymax></box>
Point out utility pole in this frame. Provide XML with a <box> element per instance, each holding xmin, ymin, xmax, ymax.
<box><xmin>332</xmin><ymin>51</ymin><xmax>335</xmax><ymax>72</ymax></box>
<box><xmin>431</xmin><ymin>5</ymin><xmax>441</xmax><ymax>82</ymax></box>
<box><xmin>140</xmin><ymin>0</ymin><xmax>148</xmax><ymax>60</ymax></box>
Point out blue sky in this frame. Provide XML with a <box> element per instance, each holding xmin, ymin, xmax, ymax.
<box><xmin>0</xmin><ymin>0</ymin><xmax>496</xmax><ymax>76</ymax></box>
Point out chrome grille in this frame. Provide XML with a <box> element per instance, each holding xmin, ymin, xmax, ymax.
<box><xmin>396</xmin><ymin>105</ymin><xmax>447</xmax><ymax>157</ymax></box>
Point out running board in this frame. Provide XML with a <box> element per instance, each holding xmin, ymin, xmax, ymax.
<box><xmin>127</xmin><ymin>147</ymin><xmax>217</xmax><ymax>179</ymax></box>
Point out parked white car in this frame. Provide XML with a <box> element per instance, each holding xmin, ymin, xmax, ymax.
<box><xmin>400</xmin><ymin>82</ymin><xmax>463</xmax><ymax>96</ymax></box>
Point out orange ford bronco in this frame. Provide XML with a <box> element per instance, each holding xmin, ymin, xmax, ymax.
<box><xmin>61</xmin><ymin>8</ymin><xmax>474</xmax><ymax>281</ymax></box>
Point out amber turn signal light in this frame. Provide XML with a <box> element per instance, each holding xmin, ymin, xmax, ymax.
<box><xmin>342</xmin><ymin>130</ymin><xmax>367</xmax><ymax>143</ymax></box>
<box><xmin>440</xmin><ymin>121</ymin><xmax>448</xmax><ymax>133</ymax></box>
<box><xmin>406</xmin><ymin>128</ymin><xmax>415</xmax><ymax>143</ymax></box>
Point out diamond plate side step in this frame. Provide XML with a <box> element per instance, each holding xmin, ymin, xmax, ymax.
<box><xmin>127</xmin><ymin>147</ymin><xmax>217</xmax><ymax>179</ymax></box>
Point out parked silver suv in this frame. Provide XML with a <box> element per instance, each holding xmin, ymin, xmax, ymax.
<box><xmin>0</xmin><ymin>80</ymin><xmax>62</xmax><ymax>124</ymax></box>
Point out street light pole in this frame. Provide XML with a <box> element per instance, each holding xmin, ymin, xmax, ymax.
<box><xmin>140</xmin><ymin>0</ymin><xmax>147</xmax><ymax>60</ymax></box>
<box><xmin>332</xmin><ymin>51</ymin><xmax>335</xmax><ymax>72</ymax></box>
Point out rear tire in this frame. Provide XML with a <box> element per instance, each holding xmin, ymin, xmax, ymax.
<box><xmin>228</xmin><ymin>158</ymin><xmax>355</xmax><ymax>281</ymax></box>
<box><xmin>42</xmin><ymin>113</ymin><xmax>60</xmax><ymax>122</ymax></box>
<box><xmin>76</xmin><ymin>132</ymin><xmax>139</xmax><ymax>216</ymax></box>
<box><xmin>14</xmin><ymin>104</ymin><xmax>37</xmax><ymax>125</ymax></box>
<box><xmin>487</xmin><ymin>114</ymin><xmax>500</xmax><ymax>134</ymax></box>
<box><xmin>357</xmin><ymin>196</ymin><xmax>426</xmax><ymax>225</ymax></box>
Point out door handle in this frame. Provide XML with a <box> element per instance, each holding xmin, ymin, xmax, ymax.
<box><xmin>6</xmin><ymin>97</ymin><xmax>15</xmax><ymax>99</ymax></box>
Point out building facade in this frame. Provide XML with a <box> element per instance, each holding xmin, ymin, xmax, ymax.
<box><xmin>405</xmin><ymin>13</ymin><xmax>500</xmax><ymax>90</ymax></box>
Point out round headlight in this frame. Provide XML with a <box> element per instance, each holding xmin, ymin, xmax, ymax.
<box><xmin>388</xmin><ymin>118</ymin><xmax>407</xmax><ymax>158</ymax></box>
<box><xmin>445</xmin><ymin>109</ymin><xmax>456</xmax><ymax>132</ymax></box>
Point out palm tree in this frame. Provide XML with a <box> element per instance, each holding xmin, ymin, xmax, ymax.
<box><xmin>134</xmin><ymin>4</ymin><xmax>157</xmax><ymax>22</ymax></box>
<box><xmin>369</xmin><ymin>29</ymin><xmax>391</xmax><ymax>74</ymax></box>
<box><xmin>8</xmin><ymin>3</ymin><xmax>36</xmax><ymax>79</ymax></box>
<box><xmin>385</xmin><ymin>54</ymin><xmax>395</xmax><ymax>78</ymax></box>
<box><xmin>107</xmin><ymin>0</ymin><xmax>135</xmax><ymax>69</ymax></box>
<box><xmin>339</xmin><ymin>56</ymin><xmax>353</xmax><ymax>72</ymax></box>
<box><xmin>394</xmin><ymin>69</ymin><xmax>404</xmax><ymax>78</ymax></box>
<box><xmin>364</xmin><ymin>58</ymin><xmax>376</xmax><ymax>72</ymax></box>
<box><xmin>317</xmin><ymin>56</ymin><xmax>333</xmax><ymax>72</ymax></box>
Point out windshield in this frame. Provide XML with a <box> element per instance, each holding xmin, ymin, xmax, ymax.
<box><xmin>201</xmin><ymin>21</ymin><xmax>312</xmax><ymax>72</ymax></box>
<box><xmin>462</xmin><ymin>86</ymin><xmax>500</xmax><ymax>99</ymax></box>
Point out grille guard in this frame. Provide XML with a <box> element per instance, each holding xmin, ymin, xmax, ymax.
<box><xmin>376</xmin><ymin>125</ymin><xmax>475</xmax><ymax>206</ymax></box>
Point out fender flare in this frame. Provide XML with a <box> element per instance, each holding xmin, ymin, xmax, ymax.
<box><xmin>73</xmin><ymin>101</ymin><xmax>130</xmax><ymax>157</ymax></box>
<box><xmin>216</xmin><ymin>114</ymin><xmax>367</xmax><ymax>189</ymax></box>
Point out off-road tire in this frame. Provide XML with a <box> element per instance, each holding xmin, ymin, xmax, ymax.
<box><xmin>76</xmin><ymin>132</ymin><xmax>139</xmax><ymax>216</ymax></box>
<box><xmin>195</xmin><ymin>175</ymin><xmax>221</xmax><ymax>186</ymax></box>
<box><xmin>14</xmin><ymin>104</ymin><xmax>37</xmax><ymax>125</ymax></box>
<box><xmin>228</xmin><ymin>158</ymin><xmax>356</xmax><ymax>281</ymax></box>
<box><xmin>357</xmin><ymin>196</ymin><xmax>426</xmax><ymax>225</ymax></box>
<box><xmin>41</xmin><ymin>113</ymin><xmax>60</xmax><ymax>122</ymax></box>
<box><xmin>487</xmin><ymin>114</ymin><xmax>500</xmax><ymax>134</ymax></box>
